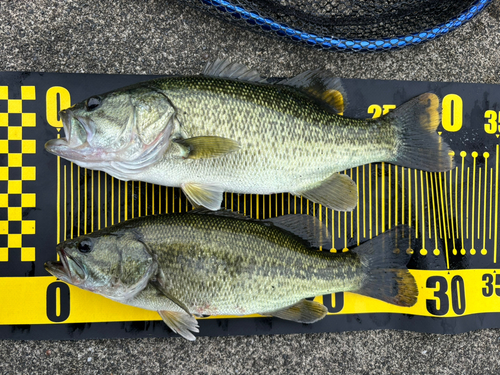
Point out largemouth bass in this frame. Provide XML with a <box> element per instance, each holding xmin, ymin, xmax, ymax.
<box><xmin>45</xmin><ymin>211</ymin><xmax>418</xmax><ymax>341</ymax></box>
<box><xmin>45</xmin><ymin>60</ymin><xmax>454</xmax><ymax>211</ymax></box>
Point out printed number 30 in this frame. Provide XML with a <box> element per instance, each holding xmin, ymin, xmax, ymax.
<box><xmin>426</xmin><ymin>275</ymin><xmax>466</xmax><ymax>316</ymax></box>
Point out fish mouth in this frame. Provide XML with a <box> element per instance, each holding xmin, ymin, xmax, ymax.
<box><xmin>44</xmin><ymin>110</ymin><xmax>94</xmax><ymax>159</ymax></box>
<box><xmin>45</xmin><ymin>248</ymin><xmax>86</xmax><ymax>284</ymax></box>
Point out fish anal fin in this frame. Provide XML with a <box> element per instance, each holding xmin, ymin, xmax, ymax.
<box><xmin>173</xmin><ymin>136</ymin><xmax>240</xmax><ymax>159</ymax></box>
<box><xmin>158</xmin><ymin>310</ymin><xmax>199</xmax><ymax>341</ymax></box>
<box><xmin>182</xmin><ymin>182</ymin><xmax>224</xmax><ymax>211</ymax></box>
<box><xmin>297</xmin><ymin>173</ymin><xmax>357</xmax><ymax>212</ymax></box>
<box><xmin>269</xmin><ymin>299</ymin><xmax>327</xmax><ymax>324</ymax></box>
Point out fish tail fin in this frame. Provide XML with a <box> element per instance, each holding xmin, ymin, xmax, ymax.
<box><xmin>353</xmin><ymin>226</ymin><xmax>418</xmax><ymax>307</ymax></box>
<box><xmin>387</xmin><ymin>93</ymin><xmax>455</xmax><ymax>172</ymax></box>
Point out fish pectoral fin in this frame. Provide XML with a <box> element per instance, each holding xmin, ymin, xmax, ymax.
<box><xmin>181</xmin><ymin>183</ymin><xmax>224</xmax><ymax>211</ymax></box>
<box><xmin>296</xmin><ymin>173</ymin><xmax>357</xmax><ymax>212</ymax></box>
<box><xmin>150</xmin><ymin>279</ymin><xmax>192</xmax><ymax>316</ymax></box>
<box><xmin>266</xmin><ymin>214</ymin><xmax>331</xmax><ymax>249</ymax></box>
<box><xmin>269</xmin><ymin>299</ymin><xmax>327</xmax><ymax>324</ymax></box>
<box><xmin>158</xmin><ymin>310</ymin><xmax>199</xmax><ymax>341</ymax></box>
<box><xmin>173</xmin><ymin>136</ymin><xmax>240</xmax><ymax>159</ymax></box>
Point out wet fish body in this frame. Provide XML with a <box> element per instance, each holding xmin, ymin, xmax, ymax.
<box><xmin>45</xmin><ymin>211</ymin><xmax>418</xmax><ymax>340</ymax></box>
<box><xmin>45</xmin><ymin>60</ymin><xmax>454</xmax><ymax>211</ymax></box>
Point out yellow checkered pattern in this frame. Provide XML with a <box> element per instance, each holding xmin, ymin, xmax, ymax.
<box><xmin>0</xmin><ymin>86</ymin><xmax>36</xmax><ymax>262</ymax></box>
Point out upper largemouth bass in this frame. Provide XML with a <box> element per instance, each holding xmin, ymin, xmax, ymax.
<box><xmin>45</xmin><ymin>60</ymin><xmax>454</xmax><ymax>211</ymax></box>
<box><xmin>45</xmin><ymin>210</ymin><xmax>418</xmax><ymax>341</ymax></box>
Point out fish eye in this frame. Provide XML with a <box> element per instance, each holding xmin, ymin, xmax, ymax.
<box><xmin>78</xmin><ymin>238</ymin><xmax>93</xmax><ymax>254</ymax></box>
<box><xmin>86</xmin><ymin>96</ymin><xmax>101</xmax><ymax>111</ymax></box>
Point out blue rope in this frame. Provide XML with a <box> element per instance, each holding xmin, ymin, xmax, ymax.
<box><xmin>200</xmin><ymin>0</ymin><xmax>492</xmax><ymax>51</ymax></box>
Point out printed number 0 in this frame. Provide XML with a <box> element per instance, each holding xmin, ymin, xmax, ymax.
<box><xmin>46</xmin><ymin>282</ymin><xmax>70</xmax><ymax>322</ymax></box>
<box><xmin>323</xmin><ymin>292</ymin><xmax>344</xmax><ymax>313</ymax></box>
<box><xmin>442</xmin><ymin>94</ymin><xmax>463</xmax><ymax>132</ymax></box>
<box><xmin>46</xmin><ymin>87</ymin><xmax>71</xmax><ymax>129</ymax></box>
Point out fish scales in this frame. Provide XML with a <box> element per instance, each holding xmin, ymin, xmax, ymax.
<box><xmin>45</xmin><ymin>212</ymin><xmax>418</xmax><ymax>340</ymax></box>
<box><xmin>45</xmin><ymin>61</ymin><xmax>454</xmax><ymax>211</ymax></box>
<box><xmin>145</xmin><ymin>76</ymin><xmax>395</xmax><ymax>193</ymax></box>
<box><xmin>126</xmin><ymin>213</ymin><xmax>364</xmax><ymax>315</ymax></box>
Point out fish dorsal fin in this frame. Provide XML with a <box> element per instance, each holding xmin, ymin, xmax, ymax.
<box><xmin>277</xmin><ymin>70</ymin><xmax>347</xmax><ymax>114</ymax></box>
<box><xmin>188</xmin><ymin>209</ymin><xmax>331</xmax><ymax>249</ymax></box>
<box><xmin>203</xmin><ymin>59</ymin><xmax>267</xmax><ymax>83</ymax></box>
<box><xmin>269</xmin><ymin>299</ymin><xmax>327</xmax><ymax>324</ymax></box>
<box><xmin>266</xmin><ymin>214</ymin><xmax>332</xmax><ymax>249</ymax></box>
<box><xmin>173</xmin><ymin>136</ymin><xmax>240</xmax><ymax>159</ymax></box>
<box><xmin>158</xmin><ymin>310</ymin><xmax>199</xmax><ymax>341</ymax></box>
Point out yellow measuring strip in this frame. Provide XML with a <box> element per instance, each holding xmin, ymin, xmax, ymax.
<box><xmin>357</xmin><ymin>167</ymin><xmax>360</xmax><ymax>245</ymax></box>
<box><xmin>439</xmin><ymin>173</ymin><xmax>450</xmax><ymax>267</ymax></box>
<box><xmin>63</xmin><ymin>165</ymin><xmax>67</xmax><ymax>241</ymax></box>
<box><xmin>449</xmin><ymin>169</ymin><xmax>456</xmax><ymax>253</ymax></box>
<box><xmin>2</xmin><ymin>270</ymin><xmax>500</xmax><ymax>325</ymax></box>
<box><xmin>381</xmin><ymin>163</ymin><xmax>385</xmax><ymax>233</ymax></box>
<box><xmin>71</xmin><ymin>163</ymin><xmax>74</xmax><ymax>239</ymax></box>
<box><xmin>363</xmin><ymin>164</ymin><xmax>366</xmax><ymax>238</ymax></box>
<box><xmin>375</xmin><ymin>165</ymin><xmax>378</xmax><ymax>236</ymax></box>
<box><xmin>420</xmin><ymin>170</ymin><xmax>426</xmax><ymax>255</ymax></box>
<box><xmin>98</xmin><ymin>171</ymin><xmax>101</xmax><ymax>229</ymax></box>
<box><xmin>402</xmin><ymin>167</ymin><xmax>405</xmax><ymax>225</ymax></box>
<box><xmin>414</xmin><ymin>169</ymin><xmax>418</xmax><ymax>237</ymax></box>
<box><xmin>494</xmin><ymin>144</ymin><xmax>499</xmax><ymax>263</ymax></box>
<box><xmin>84</xmin><ymin>169</ymin><xmax>88</xmax><ymax>234</ymax></box>
<box><xmin>56</xmin><ymin>138</ymin><xmax>60</xmax><ymax>244</ymax></box>
<box><xmin>91</xmin><ymin>170</ymin><xmax>94</xmax><ymax>231</ymax></box>
<box><xmin>369</xmin><ymin>164</ymin><xmax>372</xmax><ymax>239</ymax></box>
<box><xmin>430</xmin><ymin>173</ymin><xmax>439</xmax><ymax>253</ymax></box>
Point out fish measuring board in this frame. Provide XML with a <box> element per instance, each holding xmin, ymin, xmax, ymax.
<box><xmin>0</xmin><ymin>72</ymin><xmax>499</xmax><ymax>340</ymax></box>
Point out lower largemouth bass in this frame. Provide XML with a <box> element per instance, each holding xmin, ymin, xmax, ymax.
<box><xmin>44</xmin><ymin>60</ymin><xmax>454</xmax><ymax>211</ymax></box>
<box><xmin>45</xmin><ymin>211</ymin><xmax>418</xmax><ymax>341</ymax></box>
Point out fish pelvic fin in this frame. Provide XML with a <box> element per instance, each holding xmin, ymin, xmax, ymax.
<box><xmin>388</xmin><ymin>93</ymin><xmax>455</xmax><ymax>172</ymax></box>
<box><xmin>353</xmin><ymin>225</ymin><xmax>418</xmax><ymax>307</ymax></box>
<box><xmin>158</xmin><ymin>310</ymin><xmax>199</xmax><ymax>341</ymax></box>
<box><xmin>277</xmin><ymin>70</ymin><xmax>347</xmax><ymax>114</ymax></box>
<box><xmin>181</xmin><ymin>182</ymin><xmax>224</xmax><ymax>211</ymax></box>
<box><xmin>295</xmin><ymin>173</ymin><xmax>357</xmax><ymax>212</ymax></box>
<box><xmin>269</xmin><ymin>299</ymin><xmax>328</xmax><ymax>324</ymax></box>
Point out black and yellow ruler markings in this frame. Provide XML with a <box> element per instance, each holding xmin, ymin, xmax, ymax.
<box><xmin>1</xmin><ymin>77</ymin><xmax>500</xmax><ymax>329</ymax></box>
<box><xmin>48</xmin><ymin>101</ymin><xmax>500</xmax><ymax>324</ymax></box>
<box><xmin>0</xmin><ymin>85</ymin><xmax>37</xmax><ymax>263</ymax></box>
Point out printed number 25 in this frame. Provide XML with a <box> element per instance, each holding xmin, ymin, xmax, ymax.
<box><xmin>426</xmin><ymin>275</ymin><xmax>466</xmax><ymax>316</ymax></box>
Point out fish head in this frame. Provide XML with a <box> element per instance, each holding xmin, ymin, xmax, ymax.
<box><xmin>44</xmin><ymin>85</ymin><xmax>176</xmax><ymax>179</ymax></box>
<box><xmin>45</xmin><ymin>231</ymin><xmax>157</xmax><ymax>301</ymax></box>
